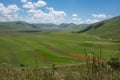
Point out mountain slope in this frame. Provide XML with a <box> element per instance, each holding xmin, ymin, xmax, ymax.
<box><xmin>32</xmin><ymin>23</ymin><xmax>58</xmax><ymax>29</ymax></box>
<box><xmin>0</xmin><ymin>21</ymin><xmax>89</xmax><ymax>31</ymax></box>
<box><xmin>78</xmin><ymin>16</ymin><xmax>120</xmax><ymax>40</ymax></box>
<box><xmin>0</xmin><ymin>21</ymin><xmax>35</xmax><ymax>31</ymax></box>
<box><xmin>58</xmin><ymin>23</ymin><xmax>89</xmax><ymax>30</ymax></box>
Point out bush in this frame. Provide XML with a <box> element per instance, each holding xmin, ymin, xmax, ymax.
<box><xmin>107</xmin><ymin>57</ymin><xmax>120</xmax><ymax>70</ymax></box>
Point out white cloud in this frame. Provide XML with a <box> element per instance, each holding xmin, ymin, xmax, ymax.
<box><xmin>92</xmin><ymin>13</ymin><xmax>107</xmax><ymax>18</ymax></box>
<box><xmin>25</xmin><ymin>7</ymin><xmax>66</xmax><ymax>24</ymax></box>
<box><xmin>47</xmin><ymin>7</ymin><xmax>66</xmax><ymax>17</ymax></box>
<box><xmin>72</xmin><ymin>17</ymin><xmax>84</xmax><ymax>24</ymax></box>
<box><xmin>34</xmin><ymin>0</ymin><xmax>46</xmax><ymax>7</ymax></box>
<box><xmin>72</xmin><ymin>13</ymin><xmax>78</xmax><ymax>17</ymax></box>
<box><xmin>0</xmin><ymin>3</ymin><xmax>20</xmax><ymax>22</ymax></box>
<box><xmin>1</xmin><ymin>1</ymin><xmax>105</xmax><ymax>24</ymax></box>
<box><xmin>23</xmin><ymin>0</ymin><xmax>46</xmax><ymax>9</ymax></box>
<box><xmin>0</xmin><ymin>3</ymin><xmax>4</xmax><ymax>9</ymax></box>
<box><xmin>7</xmin><ymin>5</ymin><xmax>20</xmax><ymax>12</ymax></box>
<box><xmin>21</xmin><ymin>0</ymin><xmax>27</xmax><ymax>3</ymax></box>
<box><xmin>71</xmin><ymin>14</ymin><xmax>84</xmax><ymax>24</ymax></box>
<box><xmin>23</xmin><ymin>2</ymin><xmax>34</xmax><ymax>9</ymax></box>
<box><xmin>86</xmin><ymin>19</ymin><xmax>99</xmax><ymax>24</ymax></box>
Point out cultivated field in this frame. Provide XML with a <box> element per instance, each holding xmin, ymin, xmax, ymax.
<box><xmin>0</xmin><ymin>30</ymin><xmax>119</xmax><ymax>66</ymax></box>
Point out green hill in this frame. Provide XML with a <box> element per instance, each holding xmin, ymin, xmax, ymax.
<box><xmin>78</xmin><ymin>16</ymin><xmax>120</xmax><ymax>40</ymax></box>
<box><xmin>0</xmin><ymin>21</ymin><xmax>35</xmax><ymax>31</ymax></box>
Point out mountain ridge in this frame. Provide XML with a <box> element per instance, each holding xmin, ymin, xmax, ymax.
<box><xmin>0</xmin><ymin>21</ymin><xmax>89</xmax><ymax>31</ymax></box>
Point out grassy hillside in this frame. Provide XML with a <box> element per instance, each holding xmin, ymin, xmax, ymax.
<box><xmin>0</xmin><ymin>21</ymin><xmax>35</xmax><ymax>31</ymax></box>
<box><xmin>78</xmin><ymin>16</ymin><xmax>120</xmax><ymax>40</ymax></box>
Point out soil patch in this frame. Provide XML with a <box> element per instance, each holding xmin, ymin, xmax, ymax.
<box><xmin>69</xmin><ymin>53</ymin><xmax>106</xmax><ymax>62</ymax></box>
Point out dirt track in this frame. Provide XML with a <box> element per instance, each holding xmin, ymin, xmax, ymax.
<box><xmin>69</xmin><ymin>53</ymin><xmax>106</xmax><ymax>62</ymax></box>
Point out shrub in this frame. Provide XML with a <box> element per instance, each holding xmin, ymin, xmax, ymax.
<box><xmin>107</xmin><ymin>57</ymin><xmax>120</xmax><ymax>70</ymax></box>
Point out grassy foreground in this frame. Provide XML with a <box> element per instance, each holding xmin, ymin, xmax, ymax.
<box><xmin>0</xmin><ymin>54</ymin><xmax>120</xmax><ymax>80</ymax></box>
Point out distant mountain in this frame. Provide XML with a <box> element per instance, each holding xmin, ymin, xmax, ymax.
<box><xmin>32</xmin><ymin>23</ymin><xmax>58</xmax><ymax>29</ymax></box>
<box><xmin>0</xmin><ymin>21</ymin><xmax>89</xmax><ymax>32</ymax></box>
<box><xmin>58</xmin><ymin>23</ymin><xmax>89</xmax><ymax>30</ymax></box>
<box><xmin>77</xmin><ymin>16</ymin><xmax>120</xmax><ymax>40</ymax></box>
<box><xmin>59</xmin><ymin>23</ymin><xmax>77</xmax><ymax>28</ymax></box>
<box><xmin>32</xmin><ymin>23</ymin><xmax>89</xmax><ymax>30</ymax></box>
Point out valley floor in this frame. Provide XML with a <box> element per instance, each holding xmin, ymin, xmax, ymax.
<box><xmin>0</xmin><ymin>30</ymin><xmax>119</xmax><ymax>66</ymax></box>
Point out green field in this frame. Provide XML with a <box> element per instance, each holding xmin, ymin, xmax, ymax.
<box><xmin>0</xmin><ymin>16</ymin><xmax>120</xmax><ymax>67</ymax></box>
<box><xmin>0</xmin><ymin>30</ymin><xmax>119</xmax><ymax>66</ymax></box>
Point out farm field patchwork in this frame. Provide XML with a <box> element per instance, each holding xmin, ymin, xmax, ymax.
<box><xmin>0</xmin><ymin>31</ymin><xmax>119</xmax><ymax>66</ymax></box>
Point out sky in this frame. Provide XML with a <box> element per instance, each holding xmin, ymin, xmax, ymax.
<box><xmin>0</xmin><ymin>0</ymin><xmax>120</xmax><ymax>24</ymax></box>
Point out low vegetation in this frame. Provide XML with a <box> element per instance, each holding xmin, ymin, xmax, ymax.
<box><xmin>0</xmin><ymin>53</ymin><xmax>120</xmax><ymax>80</ymax></box>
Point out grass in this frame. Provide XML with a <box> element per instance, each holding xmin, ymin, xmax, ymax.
<box><xmin>0</xmin><ymin>30</ymin><xmax>119</xmax><ymax>66</ymax></box>
<box><xmin>0</xmin><ymin>52</ymin><xmax>120</xmax><ymax>80</ymax></box>
<box><xmin>0</xmin><ymin>29</ymin><xmax>120</xmax><ymax>80</ymax></box>
<box><xmin>85</xmin><ymin>16</ymin><xmax>120</xmax><ymax>40</ymax></box>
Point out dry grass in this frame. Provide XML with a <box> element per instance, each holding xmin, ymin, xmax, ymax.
<box><xmin>0</xmin><ymin>49</ymin><xmax>120</xmax><ymax>80</ymax></box>
<box><xmin>0</xmin><ymin>61</ymin><xmax>120</xmax><ymax>80</ymax></box>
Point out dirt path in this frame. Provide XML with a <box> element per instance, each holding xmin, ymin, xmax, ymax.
<box><xmin>69</xmin><ymin>53</ymin><xmax>106</xmax><ymax>62</ymax></box>
<box><xmin>38</xmin><ymin>43</ymin><xmax>106</xmax><ymax>62</ymax></box>
<box><xmin>32</xmin><ymin>50</ymin><xmax>47</xmax><ymax>62</ymax></box>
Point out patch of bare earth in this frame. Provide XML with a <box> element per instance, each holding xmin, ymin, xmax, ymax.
<box><xmin>32</xmin><ymin>51</ymin><xmax>47</xmax><ymax>62</ymax></box>
<box><xmin>69</xmin><ymin>53</ymin><xmax>106</xmax><ymax>62</ymax></box>
<box><xmin>38</xmin><ymin>43</ymin><xmax>106</xmax><ymax>62</ymax></box>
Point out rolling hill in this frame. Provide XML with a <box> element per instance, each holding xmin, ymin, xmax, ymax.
<box><xmin>0</xmin><ymin>16</ymin><xmax>120</xmax><ymax>40</ymax></box>
<box><xmin>0</xmin><ymin>21</ymin><xmax>35</xmax><ymax>31</ymax></box>
<box><xmin>0</xmin><ymin>21</ymin><xmax>89</xmax><ymax>32</ymax></box>
<box><xmin>58</xmin><ymin>23</ymin><xmax>89</xmax><ymax>30</ymax></box>
<box><xmin>78</xmin><ymin>16</ymin><xmax>120</xmax><ymax>40</ymax></box>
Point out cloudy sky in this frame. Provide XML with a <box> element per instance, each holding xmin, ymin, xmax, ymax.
<box><xmin>0</xmin><ymin>0</ymin><xmax>120</xmax><ymax>24</ymax></box>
